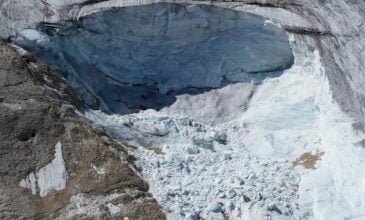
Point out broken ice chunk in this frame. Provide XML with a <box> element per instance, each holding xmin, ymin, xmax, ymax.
<box><xmin>193</xmin><ymin>138</ymin><xmax>215</xmax><ymax>152</ymax></box>
<box><xmin>227</xmin><ymin>189</ymin><xmax>237</xmax><ymax>199</ymax></box>
<box><xmin>210</xmin><ymin>131</ymin><xmax>228</xmax><ymax>144</ymax></box>
<box><xmin>209</xmin><ymin>202</ymin><xmax>224</xmax><ymax>213</ymax></box>
<box><xmin>187</xmin><ymin>146</ymin><xmax>200</xmax><ymax>154</ymax></box>
<box><xmin>134</xmin><ymin>121</ymin><xmax>170</xmax><ymax>136</ymax></box>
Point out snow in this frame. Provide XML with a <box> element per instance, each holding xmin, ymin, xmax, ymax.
<box><xmin>56</xmin><ymin>192</ymin><xmax>124</xmax><ymax>219</ymax></box>
<box><xmin>106</xmin><ymin>203</ymin><xmax>122</xmax><ymax>215</ymax></box>
<box><xmin>81</xmin><ymin>40</ymin><xmax>306</xmax><ymax>219</ymax></box>
<box><xmin>19</xmin><ymin>141</ymin><xmax>68</xmax><ymax>197</ymax></box>
<box><xmin>44</xmin><ymin>0</ymin><xmax>89</xmax><ymax>7</ymax></box>
<box><xmin>8</xmin><ymin>1</ymin><xmax>365</xmax><ymax>219</ymax></box>
<box><xmin>10</xmin><ymin>44</ymin><xmax>29</xmax><ymax>56</ymax></box>
<box><xmin>297</xmin><ymin>81</ymin><xmax>365</xmax><ymax>219</ymax></box>
<box><xmin>19</xmin><ymin>29</ymin><xmax>45</xmax><ymax>42</ymax></box>
<box><xmin>19</xmin><ymin>172</ymin><xmax>37</xmax><ymax>195</ymax></box>
<box><xmin>92</xmin><ymin>163</ymin><xmax>106</xmax><ymax>175</ymax></box>
<box><xmin>83</xmin><ymin>33</ymin><xmax>365</xmax><ymax>219</ymax></box>
<box><xmin>77</xmin><ymin>0</ymin><xmax>325</xmax><ymax>34</ymax></box>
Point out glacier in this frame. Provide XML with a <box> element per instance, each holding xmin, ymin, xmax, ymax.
<box><xmin>16</xmin><ymin>3</ymin><xmax>294</xmax><ymax>114</ymax></box>
<box><xmin>2</xmin><ymin>0</ymin><xmax>365</xmax><ymax>219</ymax></box>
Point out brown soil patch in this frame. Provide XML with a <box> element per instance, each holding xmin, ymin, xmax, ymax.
<box><xmin>148</xmin><ymin>147</ymin><xmax>166</xmax><ymax>155</ymax></box>
<box><xmin>293</xmin><ymin>152</ymin><xmax>324</xmax><ymax>169</ymax></box>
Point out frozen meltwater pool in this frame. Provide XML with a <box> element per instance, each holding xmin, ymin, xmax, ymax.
<box><xmin>17</xmin><ymin>2</ymin><xmax>294</xmax><ymax>118</ymax></box>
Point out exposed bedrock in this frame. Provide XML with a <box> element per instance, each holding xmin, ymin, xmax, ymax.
<box><xmin>0</xmin><ymin>42</ymin><xmax>165</xmax><ymax>220</ymax></box>
<box><xmin>16</xmin><ymin>3</ymin><xmax>294</xmax><ymax>114</ymax></box>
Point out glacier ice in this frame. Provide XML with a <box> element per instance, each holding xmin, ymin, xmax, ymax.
<box><xmin>9</xmin><ymin>1</ymin><xmax>365</xmax><ymax>219</ymax></box>
<box><xmin>16</xmin><ymin>3</ymin><xmax>294</xmax><ymax>115</ymax></box>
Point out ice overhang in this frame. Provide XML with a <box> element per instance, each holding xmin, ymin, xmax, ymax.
<box><xmin>16</xmin><ymin>3</ymin><xmax>294</xmax><ymax>114</ymax></box>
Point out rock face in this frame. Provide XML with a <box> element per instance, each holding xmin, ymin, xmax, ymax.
<box><xmin>0</xmin><ymin>42</ymin><xmax>165</xmax><ymax>219</ymax></box>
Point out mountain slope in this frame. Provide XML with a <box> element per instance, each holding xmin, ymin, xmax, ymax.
<box><xmin>1</xmin><ymin>0</ymin><xmax>365</xmax><ymax>219</ymax></box>
<box><xmin>0</xmin><ymin>42</ymin><xmax>165</xmax><ymax>219</ymax></box>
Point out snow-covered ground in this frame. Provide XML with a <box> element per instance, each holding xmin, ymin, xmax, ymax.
<box><xmin>84</xmin><ymin>35</ymin><xmax>365</xmax><ymax>219</ymax></box>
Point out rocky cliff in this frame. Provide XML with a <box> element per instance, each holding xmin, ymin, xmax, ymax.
<box><xmin>0</xmin><ymin>42</ymin><xmax>164</xmax><ymax>219</ymax></box>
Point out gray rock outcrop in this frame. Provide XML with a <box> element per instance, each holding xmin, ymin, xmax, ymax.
<box><xmin>0</xmin><ymin>42</ymin><xmax>165</xmax><ymax>219</ymax></box>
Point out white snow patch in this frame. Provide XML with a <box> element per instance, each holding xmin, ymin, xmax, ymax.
<box><xmin>45</xmin><ymin>0</ymin><xmax>89</xmax><ymax>7</ymax></box>
<box><xmin>19</xmin><ymin>29</ymin><xmax>48</xmax><ymax>43</ymax></box>
<box><xmin>77</xmin><ymin>0</ymin><xmax>321</xmax><ymax>33</ymax></box>
<box><xmin>10</xmin><ymin>43</ymin><xmax>29</xmax><ymax>56</ymax></box>
<box><xmin>296</xmin><ymin>77</ymin><xmax>365</xmax><ymax>219</ymax></box>
<box><xmin>92</xmin><ymin>163</ymin><xmax>106</xmax><ymax>175</ymax></box>
<box><xmin>19</xmin><ymin>172</ymin><xmax>37</xmax><ymax>195</ymax></box>
<box><xmin>56</xmin><ymin>192</ymin><xmax>124</xmax><ymax>219</ymax></box>
<box><xmin>19</xmin><ymin>141</ymin><xmax>68</xmax><ymax>197</ymax></box>
<box><xmin>107</xmin><ymin>203</ymin><xmax>122</xmax><ymax>215</ymax></box>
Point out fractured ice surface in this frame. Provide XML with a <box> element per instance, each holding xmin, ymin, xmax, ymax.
<box><xmin>84</xmin><ymin>38</ymin><xmax>365</xmax><ymax>219</ymax></box>
<box><xmin>13</xmin><ymin>1</ymin><xmax>365</xmax><ymax>219</ymax></box>
<box><xmin>84</xmin><ymin>42</ymin><xmax>316</xmax><ymax>219</ymax></box>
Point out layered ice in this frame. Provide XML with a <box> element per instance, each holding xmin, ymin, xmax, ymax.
<box><xmin>16</xmin><ymin>3</ymin><xmax>293</xmax><ymax>114</ymax></box>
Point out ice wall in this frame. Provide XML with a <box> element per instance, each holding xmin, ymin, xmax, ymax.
<box><xmin>16</xmin><ymin>3</ymin><xmax>294</xmax><ymax>114</ymax></box>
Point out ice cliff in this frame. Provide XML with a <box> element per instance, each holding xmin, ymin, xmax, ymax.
<box><xmin>15</xmin><ymin>3</ymin><xmax>294</xmax><ymax>114</ymax></box>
